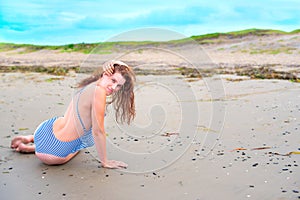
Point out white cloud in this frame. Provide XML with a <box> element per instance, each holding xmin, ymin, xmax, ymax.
<box><xmin>59</xmin><ymin>12</ymin><xmax>86</xmax><ymax>23</ymax></box>
<box><xmin>103</xmin><ymin>10</ymin><xmax>150</xmax><ymax>21</ymax></box>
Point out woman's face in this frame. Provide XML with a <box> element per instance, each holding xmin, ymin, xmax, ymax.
<box><xmin>100</xmin><ymin>72</ymin><xmax>126</xmax><ymax>96</ymax></box>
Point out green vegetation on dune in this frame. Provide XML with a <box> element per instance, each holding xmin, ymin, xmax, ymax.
<box><xmin>0</xmin><ymin>43</ymin><xmax>62</xmax><ymax>52</ymax></box>
<box><xmin>290</xmin><ymin>29</ymin><xmax>300</xmax><ymax>34</ymax></box>
<box><xmin>227</xmin><ymin>28</ymin><xmax>287</xmax><ymax>36</ymax></box>
<box><xmin>0</xmin><ymin>41</ymin><xmax>160</xmax><ymax>54</ymax></box>
<box><xmin>0</xmin><ymin>28</ymin><xmax>299</xmax><ymax>54</ymax></box>
<box><xmin>189</xmin><ymin>28</ymin><xmax>293</xmax><ymax>44</ymax></box>
<box><xmin>0</xmin><ymin>42</ymin><xmax>96</xmax><ymax>54</ymax></box>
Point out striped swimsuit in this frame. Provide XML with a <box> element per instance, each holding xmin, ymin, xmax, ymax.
<box><xmin>34</xmin><ymin>87</ymin><xmax>94</xmax><ymax>158</ymax></box>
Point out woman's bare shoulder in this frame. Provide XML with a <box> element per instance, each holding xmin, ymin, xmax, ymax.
<box><xmin>94</xmin><ymin>85</ymin><xmax>106</xmax><ymax>101</ymax></box>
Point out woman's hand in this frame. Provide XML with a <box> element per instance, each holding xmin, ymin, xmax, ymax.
<box><xmin>102</xmin><ymin>160</ymin><xmax>128</xmax><ymax>169</ymax></box>
<box><xmin>102</xmin><ymin>61</ymin><xmax>115</xmax><ymax>76</ymax></box>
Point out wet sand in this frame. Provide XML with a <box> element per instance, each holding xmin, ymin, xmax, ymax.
<box><xmin>0</xmin><ymin>72</ymin><xmax>299</xmax><ymax>200</ymax></box>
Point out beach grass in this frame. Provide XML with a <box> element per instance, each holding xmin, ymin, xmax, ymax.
<box><xmin>0</xmin><ymin>29</ymin><xmax>298</xmax><ymax>54</ymax></box>
<box><xmin>0</xmin><ymin>65</ymin><xmax>80</xmax><ymax>76</ymax></box>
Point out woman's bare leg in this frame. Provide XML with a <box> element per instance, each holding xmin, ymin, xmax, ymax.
<box><xmin>11</xmin><ymin>135</ymin><xmax>79</xmax><ymax>164</ymax></box>
<box><xmin>11</xmin><ymin>135</ymin><xmax>35</xmax><ymax>153</ymax></box>
<box><xmin>35</xmin><ymin>151</ymin><xmax>79</xmax><ymax>165</ymax></box>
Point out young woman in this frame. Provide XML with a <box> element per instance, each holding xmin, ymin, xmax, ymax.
<box><xmin>11</xmin><ymin>60</ymin><xmax>135</xmax><ymax>169</ymax></box>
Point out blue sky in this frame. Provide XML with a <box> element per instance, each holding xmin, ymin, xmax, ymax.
<box><xmin>0</xmin><ymin>0</ymin><xmax>299</xmax><ymax>45</ymax></box>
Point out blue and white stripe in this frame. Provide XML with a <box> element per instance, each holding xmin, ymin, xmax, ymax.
<box><xmin>34</xmin><ymin>117</ymin><xmax>94</xmax><ymax>158</ymax></box>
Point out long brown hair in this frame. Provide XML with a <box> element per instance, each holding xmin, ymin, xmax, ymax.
<box><xmin>77</xmin><ymin>61</ymin><xmax>136</xmax><ymax>124</ymax></box>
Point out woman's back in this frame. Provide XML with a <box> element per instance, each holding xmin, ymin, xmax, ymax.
<box><xmin>53</xmin><ymin>82</ymin><xmax>98</xmax><ymax>142</ymax></box>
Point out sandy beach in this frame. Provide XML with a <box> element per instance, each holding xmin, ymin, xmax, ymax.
<box><xmin>1</xmin><ymin>33</ymin><xmax>300</xmax><ymax>200</ymax></box>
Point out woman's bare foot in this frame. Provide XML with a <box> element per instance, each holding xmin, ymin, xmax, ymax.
<box><xmin>15</xmin><ymin>143</ymin><xmax>35</xmax><ymax>153</ymax></box>
<box><xmin>11</xmin><ymin>135</ymin><xmax>35</xmax><ymax>153</ymax></box>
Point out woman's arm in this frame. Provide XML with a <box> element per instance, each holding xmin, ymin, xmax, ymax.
<box><xmin>92</xmin><ymin>86</ymin><xmax>128</xmax><ymax>169</ymax></box>
<box><xmin>92</xmin><ymin>86</ymin><xmax>107</xmax><ymax>164</ymax></box>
